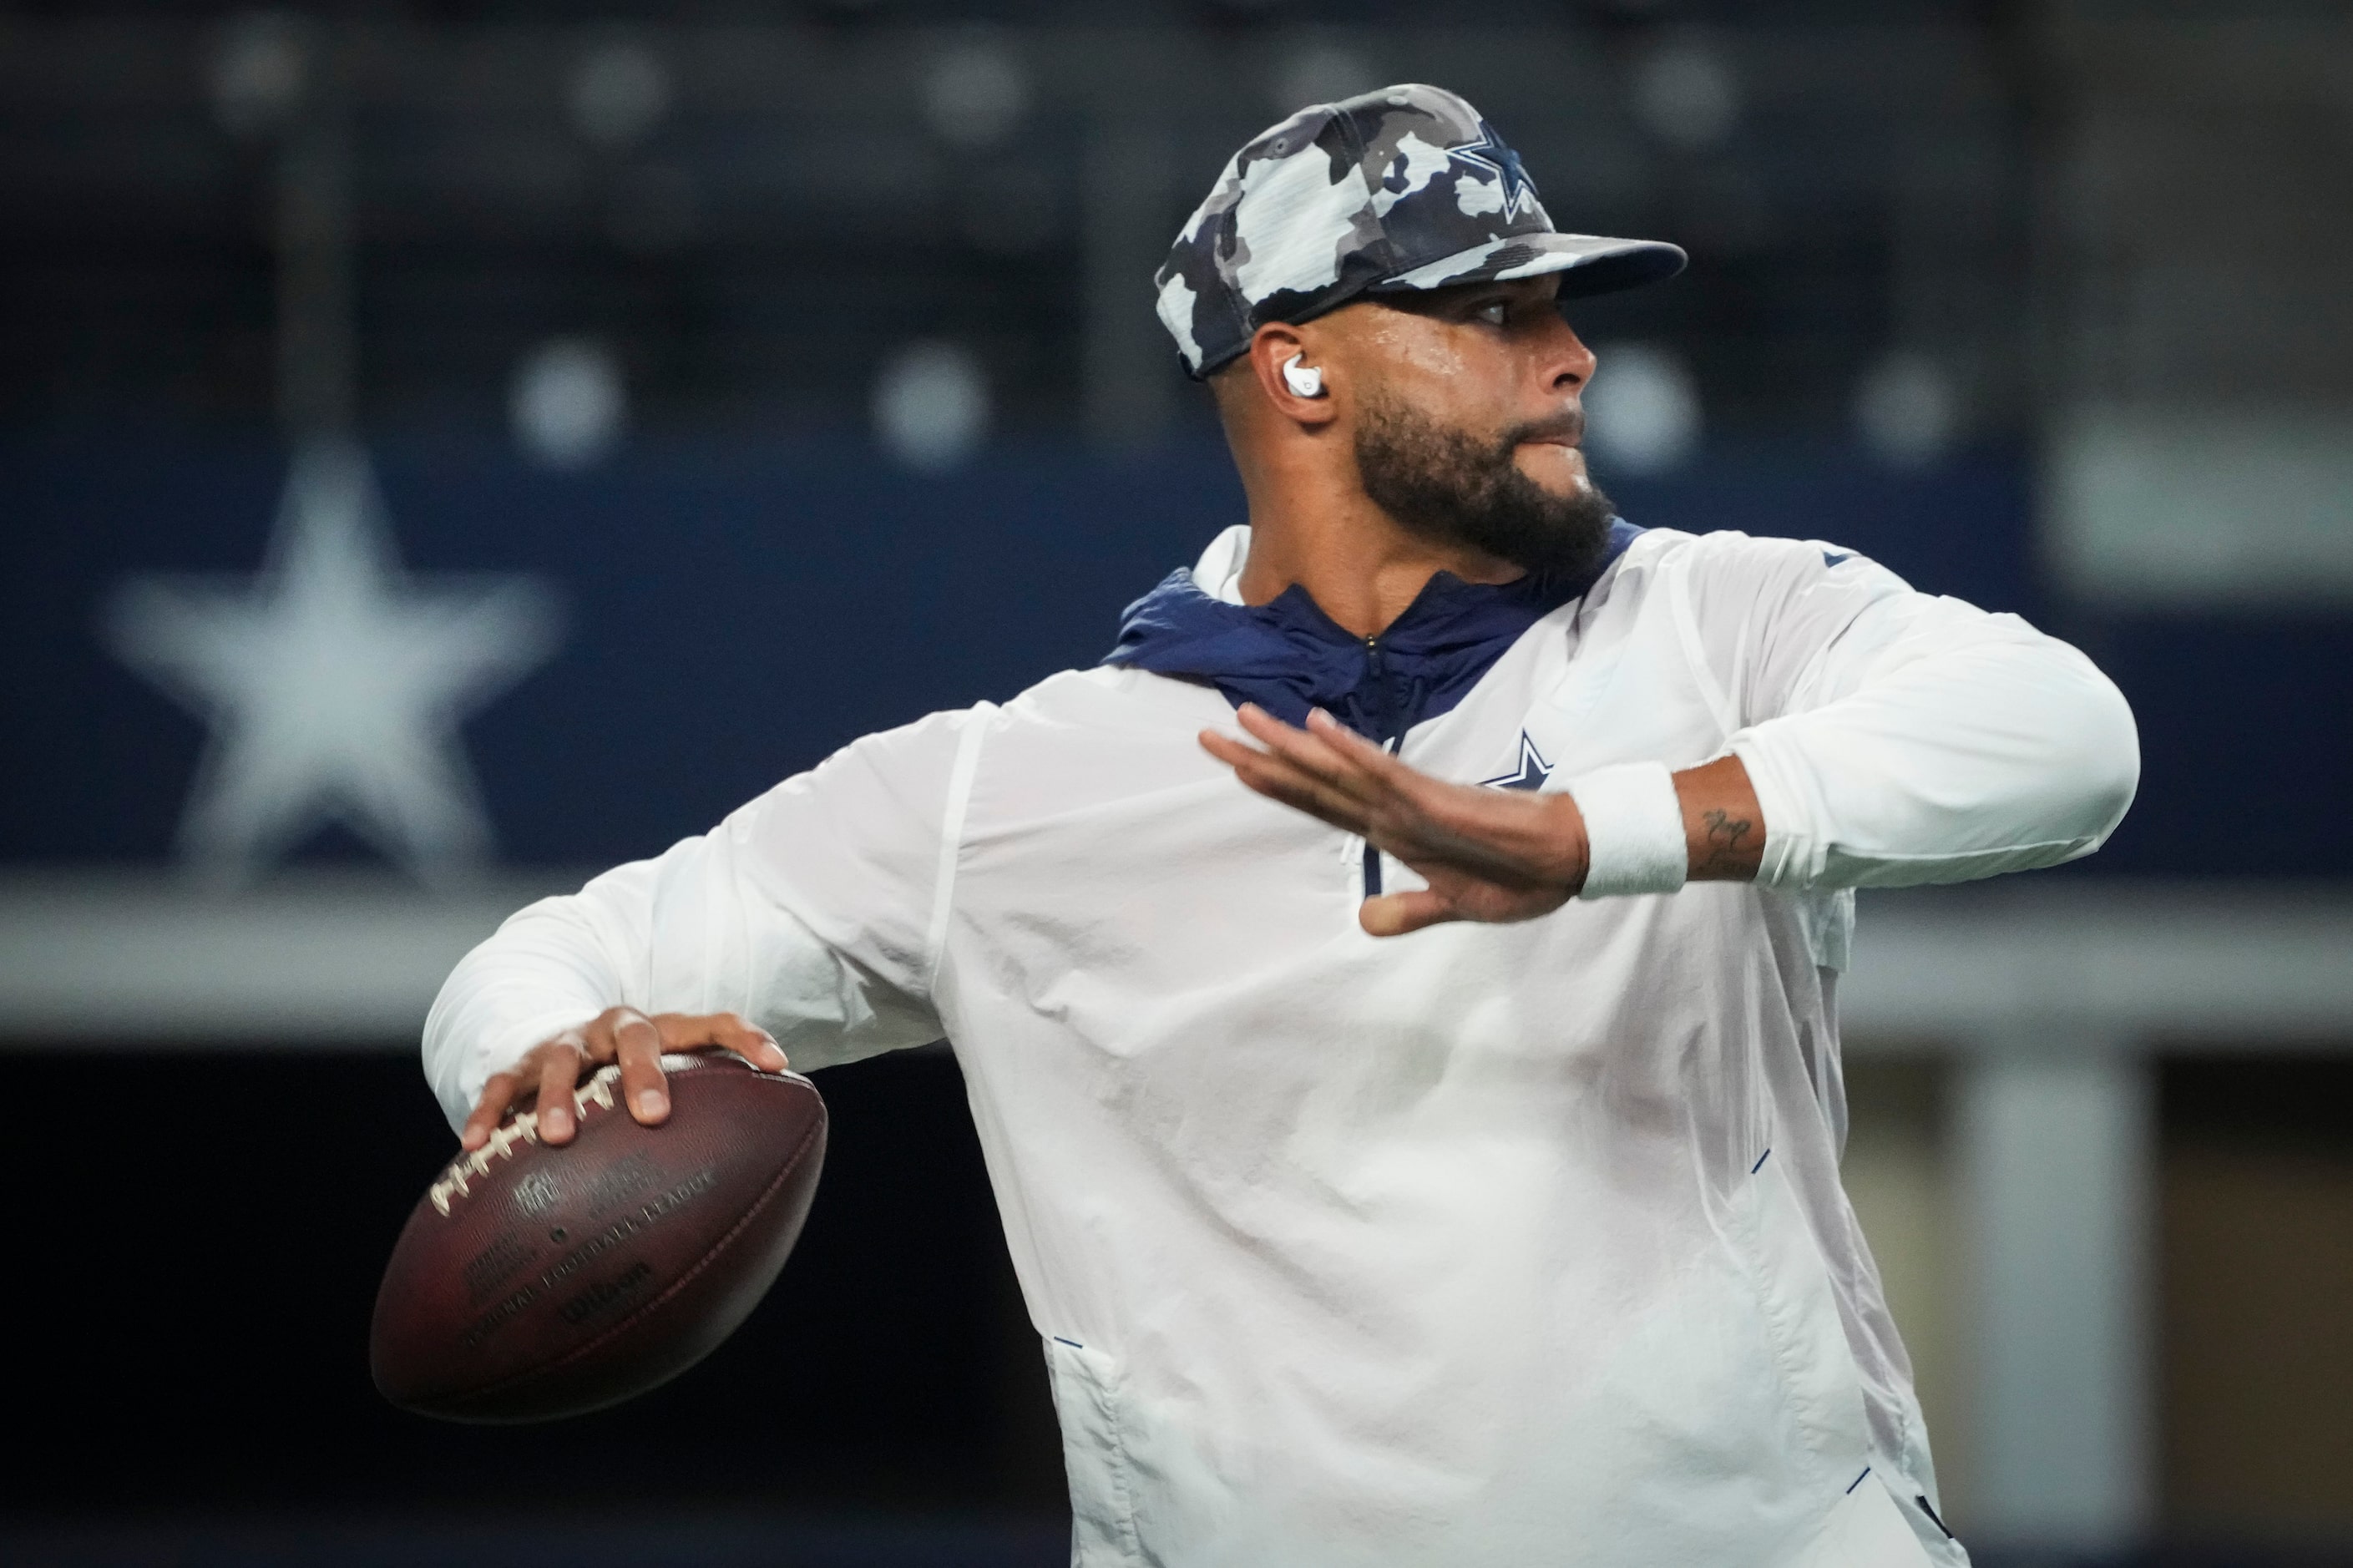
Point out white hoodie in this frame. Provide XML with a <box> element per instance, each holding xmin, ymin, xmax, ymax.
<box><xmin>425</xmin><ymin>525</ymin><xmax>2138</xmax><ymax>1568</ymax></box>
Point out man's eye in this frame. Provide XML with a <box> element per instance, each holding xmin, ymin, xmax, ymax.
<box><xmin>1474</xmin><ymin>301</ymin><xmax>1509</xmax><ymax>326</ymax></box>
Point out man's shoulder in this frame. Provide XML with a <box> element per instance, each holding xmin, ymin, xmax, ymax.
<box><xmin>843</xmin><ymin>665</ymin><xmax>1216</xmax><ymax>752</ymax></box>
<box><xmin>918</xmin><ymin>665</ymin><xmax>1234</xmax><ymax>822</ymax></box>
<box><xmin>1623</xmin><ymin>525</ymin><xmax>1865</xmax><ymax>569</ymax></box>
<box><xmin>1611</xmin><ymin>526</ymin><xmax>1902</xmax><ymax>601</ymax></box>
<box><xmin>996</xmin><ymin>662</ymin><xmax>1232</xmax><ymax>726</ymax></box>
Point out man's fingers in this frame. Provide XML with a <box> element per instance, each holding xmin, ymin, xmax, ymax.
<box><xmin>461</xmin><ymin>1070</ymin><xmax>522</xmax><ymax>1152</ymax></box>
<box><xmin>1207</xmin><ymin>706</ymin><xmax>1591</xmax><ymax>918</ymax></box>
<box><xmin>1205</xmin><ymin>703</ymin><xmax>1588</xmax><ymax>933</ymax></box>
<box><xmin>1359</xmin><ymin>890</ymin><xmax>1464</xmax><ymax>938</ymax></box>
<box><xmin>1235</xmin><ymin>706</ymin><xmax>1390</xmax><ymax>802</ymax></box>
<box><xmin>1204</xmin><ymin>731</ymin><xmax>1376</xmax><ymax>833</ymax></box>
<box><xmin>609</xmin><ymin>1007</ymin><xmax>671</xmax><ymax>1125</ymax></box>
<box><xmin>1209</xmin><ymin>707</ymin><xmax>1427</xmax><ymax>829</ymax></box>
<box><xmin>1200</xmin><ymin>729</ymin><xmax>1365</xmax><ymax>823</ymax></box>
<box><xmin>657</xmin><ymin>1011</ymin><xmax>790</xmax><ymax>1074</ymax></box>
<box><xmin>533</xmin><ymin>1040</ymin><xmax>588</xmax><ymax>1145</ymax></box>
<box><xmin>1197</xmin><ymin>727</ymin><xmax>1270</xmax><ymax>776</ymax></box>
<box><xmin>1303</xmin><ymin>708</ymin><xmax>1413</xmax><ymax>776</ymax></box>
<box><xmin>460</xmin><ymin>1008</ymin><xmax>789</xmax><ymax>1157</ymax></box>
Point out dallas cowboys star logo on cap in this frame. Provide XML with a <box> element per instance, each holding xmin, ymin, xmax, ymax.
<box><xmin>1447</xmin><ymin>121</ymin><xmax>1542</xmax><ymax>223</ymax></box>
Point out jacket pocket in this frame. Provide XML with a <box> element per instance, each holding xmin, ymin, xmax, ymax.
<box><xmin>1045</xmin><ymin>1336</ymin><xmax>1143</xmax><ymax>1567</ymax></box>
<box><xmin>1727</xmin><ymin>1148</ymin><xmax>1875</xmax><ymax>1478</ymax></box>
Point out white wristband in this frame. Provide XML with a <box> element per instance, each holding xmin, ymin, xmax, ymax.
<box><xmin>1562</xmin><ymin>761</ymin><xmax>1688</xmax><ymax>899</ymax></box>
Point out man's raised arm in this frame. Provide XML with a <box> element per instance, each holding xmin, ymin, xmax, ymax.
<box><xmin>1200</xmin><ymin>534</ymin><xmax>2138</xmax><ymax>933</ymax></box>
<box><xmin>423</xmin><ymin>706</ymin><xmax>992</xmax><ymax>1143</ymax></box>
<box><xmin>1713</xmin><ymin>544</ymin><xmax>2138</xmax><ymax>892</ymax></box>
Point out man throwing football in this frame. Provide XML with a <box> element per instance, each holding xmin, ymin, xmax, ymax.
<box><xmin>428</xmin><ymin>85</ymin><xmax>2136</xmax><ymax>1566</ymax></box>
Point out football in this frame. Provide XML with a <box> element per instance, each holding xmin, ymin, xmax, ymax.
<box><xmin>371</xmin><ymin>1050</ymin><xmax>826</xmax><ymax>1423</ymax></box>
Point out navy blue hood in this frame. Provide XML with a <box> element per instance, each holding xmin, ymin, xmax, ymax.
<box><xmin>1104</xmin><ymin>520</ymin><xmax>1640</xmax><ymax>745</ymax></box>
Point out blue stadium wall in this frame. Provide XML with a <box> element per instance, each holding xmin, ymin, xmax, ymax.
<box><xmin>4</xmin><ymin>432</ymin><xmax>2345</xmax><ymax>879</ymax></box>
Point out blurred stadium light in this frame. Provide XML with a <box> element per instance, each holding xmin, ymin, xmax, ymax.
<box><xmin>1627</xmin><ymin>38</ymin><xmax>1741</xmax><ymax>150</ymax></box>
<box><xmin>1582</xmin><ymin>340</ymin><xmax>1703</xmax><ymax>473</ymax></box>
<box><xmin>922</xmin><ymin>35</ymin><xmax>1033</xmax><ymax>150</ymax></box>
<box><xmin>568</xmin><ymin>39</ymin><xmax>674</xmax><ymax>150</ymax></box>
<box><xmin>511</xmin><ymin>336</ymin><xmax>629</xmax><ymax>468</ymax></box>
<box><xmin>1855</xmin><ymin>350</ymin><xmax>1962</xmax><ymax>468</ymax></box>
<box><xmin>873</xmin><ymin>340</ymin><xmax>991</xmax><ymax>469</ymax></box>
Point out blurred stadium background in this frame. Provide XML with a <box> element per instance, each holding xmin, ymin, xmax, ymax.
<box><xmin>3</xmin><ymin>1</ymin><xmax>2350</xmax><ymax>1564</ymax></box>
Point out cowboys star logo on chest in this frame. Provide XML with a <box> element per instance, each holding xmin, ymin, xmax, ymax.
<box><xmin>1481</xmin><ymin>730</ymin><xmax>1552</xmax><ymax>792</ymax></box>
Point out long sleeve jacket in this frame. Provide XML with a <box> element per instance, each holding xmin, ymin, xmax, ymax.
<box><xmin>424</xmin><ymin>525</ymin><xmax>2138</xmax><ymax>1568</ymax></box>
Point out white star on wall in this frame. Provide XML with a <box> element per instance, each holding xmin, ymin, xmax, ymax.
<box><xmin>103</xmin><ymin>440</ymin><xmax>564</xmax><ymax>886</ymax></box>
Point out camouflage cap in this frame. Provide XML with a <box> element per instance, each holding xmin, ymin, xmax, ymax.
<box><xmin>1156</xmin><ymin>83</ymin><xmax>1686</xmax><ymax>379</ymax></box>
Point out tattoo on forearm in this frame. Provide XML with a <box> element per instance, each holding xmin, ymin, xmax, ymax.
<box><xmin>1695</xmin><ymin>808</ymin><xmax>1754</xmax><ymax>878</ymax></box>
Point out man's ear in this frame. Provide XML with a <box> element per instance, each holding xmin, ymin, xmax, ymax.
<box><xmin>1245</xmin><ymin>323</ymin><xmax>1338</xmax><ymax>427</ymax></box>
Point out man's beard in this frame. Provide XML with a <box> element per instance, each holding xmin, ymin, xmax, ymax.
<box><xmin>1353</xmin><ymin>394</ymin><xmax>1617</xmax><ymax>582</ymax></box>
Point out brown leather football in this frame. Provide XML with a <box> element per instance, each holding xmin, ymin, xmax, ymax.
<box><xmin>371</xmin><ymin>1050</ymin><xmax>826</xmax><ymax>1423</ymax></box>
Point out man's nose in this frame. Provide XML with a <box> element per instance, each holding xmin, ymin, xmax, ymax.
<box><xmin>1542</xmin><ymin>316</ymin><xmax>1597</xmax><ymax>393</ymax></box>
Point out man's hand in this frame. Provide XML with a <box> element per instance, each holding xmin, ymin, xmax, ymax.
<box><xmin>459</xmin><ymin>1009</ymin><xmax>789</xmax><ymax>1152</ymax></box>
<box><xmin>1200</xmin><ymin>705</ymin><xmax>1591</xmax><ymax>937</ymax></box>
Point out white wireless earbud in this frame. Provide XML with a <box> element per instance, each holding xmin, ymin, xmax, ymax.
<box><xmin>1281</xmin><ymin>353</ymin><xmax>1325</xmax><ymax>398</ymax></box>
